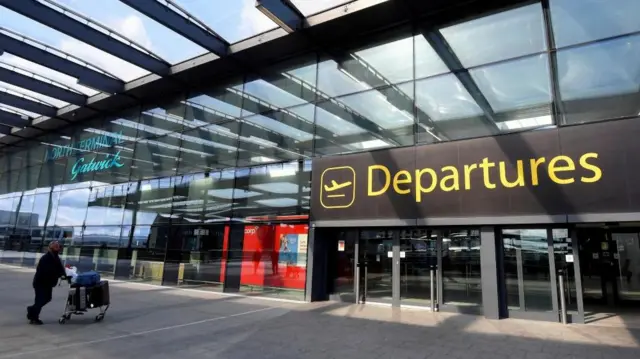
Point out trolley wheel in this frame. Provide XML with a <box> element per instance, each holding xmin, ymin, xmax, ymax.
<box><xmin>58</xmin><ymin>317</ymin><xmax>66</xmax><ymax>324</ymax></box>
<box><xmin>95</xmin><ymin>314</ymin><xmax>104</xmax><ymax>322</ymax></box>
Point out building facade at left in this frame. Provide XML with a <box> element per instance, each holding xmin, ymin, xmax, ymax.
<box><xmin>0</xmin><ymin>109</ymin><xmax>312</xmax><ymax>299</ymax></box>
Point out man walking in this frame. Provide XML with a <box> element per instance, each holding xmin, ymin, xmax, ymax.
<box><xmin>27</xmin><ymin>241</ymin><xmax>65</xmax><ymax>325</ymax></box>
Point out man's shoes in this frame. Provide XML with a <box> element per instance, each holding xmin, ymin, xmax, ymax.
<box><xmin>26</xmin><ymin>307</ymin><xmax>33</xmax><ymax>321</ymax></box>
<box><xmin>29</xmin><ymin>319</ymin><xmax>44</xmax><ymax>325</ymax></box>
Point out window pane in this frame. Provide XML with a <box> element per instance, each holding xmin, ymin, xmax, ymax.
<box><xmin>242</xmin><ymin>113</ymin><xmax>314</xmax><ymax>142</ymax></box>
<box><xmin>441</xmin><ymin>4</ymin><xmax>547</xmax><ymax>68</ymax></box>
<box><xmin>471</xmin><ymin>54</ymin><xmax>552</xmax><ymax>117</ymax></box>
<box><xmin>442</xmin><ymin>228</ymin><xmax>482</xmax><ymax>306</ymax></box>
<box><xmin>52</xmin><ymin>188</ymin><xmax>91</xmax><ymax>226</ymax></box>
<box><xmin>551</xmin><ymin>0</ymin><xmax>640</xmax><ymax>48</ymax></box>
<box><xmin>232</xmin><ymin>161</ymin><xmax>310</xmax><ymax>221</ymax></box>
<box><xmin>316</xmin><ymin>59</ymin><xmax>372</xmax><ymax>98</ymax></box>
<box><xmin>558</xmin><ymin>35</ymin><xmax>640</xmax><ymax>101</ymax></box>
<box><xmin>502</xmin><ymin>229</ymin><xmax>553</xmax><ymax>312</ymax></box>
<box><xmin>415</xmin><ymin>74</ymin><xmax>483</xmax><ymax>121</ymax></box>
<box><xmin>558</xmin><ymin>35</ymin><xmax>640</xmax><ymax>124</ymax></box>
<box><xmin>334</xmin><ymin>85</ymin><xmax>415</xmax><ymax>130</ymax></box>
<box><xmin>173</xmin><ymin>0</ymin><xmax>278</xmax><ymax>44</ymax></box>
<box><xmin>352</xmin><ymin>35</ymin><xmax>415</xmax><ymax>84</ymax></box>
<box><xmin>61</xmin><ymin>0</ymin><xmax>207</xmax><ymax>65</ymax></box>
<box><xmin>238</xmin><ymin>222</ymin><xmax>308</xmax><ymax>300</ymax></box>
<box><xmin>414</xmin><ymin>35</ymin><xmax>449</xmax><ymax>80</ymax></box>
<box><xmin>85</xmin><ymin>185</ymin><xmax>127</xmax><ymax>226</ymax></box>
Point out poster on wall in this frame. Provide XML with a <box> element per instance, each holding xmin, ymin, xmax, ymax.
<box><xmin>278</xmin><ymin>233</ymin><xmax>308</xmax><ymax>267</ymax></box>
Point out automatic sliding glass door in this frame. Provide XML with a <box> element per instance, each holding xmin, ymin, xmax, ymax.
<box><xmin>400</xmin><ymin>228</ymin><xmax>437</xmax><ymax>307</ymax></box>
<box><xmin>502</xmin><ymin>228</ymin><xmax>579</xmax><ymax>322</ymax></box>
<box><xmin>359</xmin><ymin>230</ymin><xmax>394</xmax><ymax>304</ymax></box>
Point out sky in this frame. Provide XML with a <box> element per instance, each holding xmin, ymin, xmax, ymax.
<box><xmin>0</xmin><ymin>0</ymin><xmax>351</xmax><ymax>85</ymax></box>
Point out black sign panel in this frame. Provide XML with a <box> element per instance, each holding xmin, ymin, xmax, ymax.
<box><xmin>311</xmin><ymin>118</ymin><xmax>640</xmax><ymax>221</ymax></box>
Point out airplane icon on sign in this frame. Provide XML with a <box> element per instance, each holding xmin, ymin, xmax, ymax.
<box><xmin>324</xmin><ymin>180</ymin><xmax>352</xmax><ymax>195</ymax></box>
<box><xmin>320</xmin><ymin>166</ymin><xmax>356</xmax><ymax>208</ymax></box>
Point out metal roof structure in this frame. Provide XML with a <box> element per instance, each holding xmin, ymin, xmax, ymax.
<box><xmin>0</xmin><ymin>0</ymin><xmax>377</xmax><ymax>144</ymax></box>
<box><xmin>0</xmin><ymin>0</ymin><xmax>638</xmax><ymax>153</ymax></box>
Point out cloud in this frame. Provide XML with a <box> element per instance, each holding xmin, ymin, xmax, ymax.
<box><xmin>58</xmin><ymin>38</ymin><xmax>148</xmax><ymax>82</ymax></box>
<box><xmin>58</xmin><ymin>14</ymin><xmax>154</xmax><ymax>82</ymax></box>
<box><xmin>107</xmin><ymin>14</ymin><xmax>153</xmax><ymax>51</ymax></box>
<box><xmin>238</xmin><ymin>0</ymin><xmax>280</xmax><ymax>40</ymax></box>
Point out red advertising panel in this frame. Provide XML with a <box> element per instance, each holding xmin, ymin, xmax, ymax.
<box><xmin>219</xmin><ymin>225</ymin><xmax>230</xmax><ymax>284</ymax></box>
<box><xmin>240</xmin><ymin>223</ymin><xmax>308</xmax><ymax>290</ymax></box>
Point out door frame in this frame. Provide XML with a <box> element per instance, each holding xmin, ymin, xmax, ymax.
<box><xmin>579</xmin><ymin>227</ymin><xmax>640</xmax><ymax>308</ymax></box>
<box><xmin>499</xmin><ymin>226</ymin><xmax>584</xmax><ymax>323</ymax></box>
<box><xmin>355</xmin><ymin>228</ymin><xmax>446</xmax><ymax>309</ymax></box>
<box><xmin>355</xmin><ymin>229</ymin><xmax>400</xmax><ymax>306</ymax></box>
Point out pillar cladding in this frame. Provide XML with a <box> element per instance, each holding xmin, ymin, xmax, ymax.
<box><xmin>480</xmin><ymin>227</ymin><xmax>501</xmax><ymax>320</ymax></box>
<box><xmin>305</xmin><ymin>227</ymin><xmax>316</xmax><ymax>302</ymax></box>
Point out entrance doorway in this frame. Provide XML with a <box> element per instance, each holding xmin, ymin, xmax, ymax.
<box><xmin>500</xmin><ymin>228</ymin><xmax>580</xmax><ymax>322</ymax></box>
<box><xmin>326</xmin><ymin>227</ymin><xmax>482</xmax><ymax>311</ymax></box>
<box><xmin>576</xmin><ymin>225</ymin><xmax>640</xmax><ymax>325</ymax></box>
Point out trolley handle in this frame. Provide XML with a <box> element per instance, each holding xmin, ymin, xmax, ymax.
<box><xmin>58</xmin><ymin>276</ymin><xmax>72</xmax><ymax>286</ymax></box>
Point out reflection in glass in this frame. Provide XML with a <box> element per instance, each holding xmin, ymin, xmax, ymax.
<box><xmin>330</xmin><ymin>230</ymin><xmax>356</xmax><ymax>299</ymax></box>
<box><xmin>611</xmin><ymin>233</ymin><xmax>640</xmax><ymax>302</ymax></box>
<box><xmin>334</xmin><ymin>84</ymin><xmax>414</xmax><ymax>131</ymax></box>
<box><xmin>440</xmin><ymin>4</ymin><xmax>547</xmax><ymax>68</ymax></box>
<box><xmin>557</xmin><ymin>35</ymin><xmax>640</xmax><ymax>102</ymax></box>
<box><xmin>442</xmin><ymin>229</ymin><xmax>482</xmax><ymax>306</ymax></box>
<box><xmin>232</xmin><ymin>161</ymin><xmax>310</xmax><ymax>221</ymax></box>
<box><xmin>52</xmin><ymin>189</ymin><xmax>91</xmax><ymax>226</ymax></box>
<box><xmin>551</xmin><ymin>0</ymin><xmax>640</xmax><ymax>48</ymax></box>
<box><xmin>167</xmin><ymin>225</ymin><xmax>226</xmax><ymax>290</ymax></box>
<box><xmin>360</xmin><ymin>230</ymin><xmax>393</xmax><ymax>302</ymax></box>
<box><xmin>239</xmin><ymin>223</ymin><xmax>308</xmax><ymax>300</ymax></box>
<box><xmin>414</xmin><ymin>74</ymin><xmax>483</xmax><ymax>121</ymax></box>
<box><xmin>503</xmin><ymin>229</ymin><xmax>553</xmax><ymax>312</ymax></box>
<box><xmin>352</xmin><ymin>35</ymin><xmax>414</xmax><ymax>84</ymax></box>
<box><xmin>552</xmin><ymin>228</ymin><xmax>577</xmax><ymax>312</ymax></box>
<box><xmin>414</xmin><ymin>36</ymin><xmax>449</xmax><ymax>80</ymax></box>
<box><xmin>471</xmin><ymin>54</ymin><xmax>552</xmax><ymax>112</ymax></box>
<box><xmin>316</xmin><ymin>59</ymin><xmax>373</xmax><ymax>98</ymax></box>
<box><xmin>400</xmin><ymin>228</ymin><xmax>436</xmax><ymax>305</ymax></box>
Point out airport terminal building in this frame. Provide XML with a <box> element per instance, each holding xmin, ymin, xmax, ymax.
<box><xmin>0</xmin><ymin>0</ymin><xmax>639</xmax><ymax>324</ymax></box>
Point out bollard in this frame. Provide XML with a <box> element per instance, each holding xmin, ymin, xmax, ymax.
<box><xmin>559</xmin><ymin>274</ymin><xmax>568</xmax><ymax>325</ymax></box>
<box><xmin>430</xmin><ymin>268</ymin><xmax>435</xmax><ymax>312</ymax></box>
<box><xmin>355</xmin><ymin>265</ymin><xmax>361</xmax><ymax>304</ymax></box>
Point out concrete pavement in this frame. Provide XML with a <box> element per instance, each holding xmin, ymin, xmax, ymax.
<box><xmin>1</xmin><ymin>265</ymin><xmax>639</xmax><ymax>359</ymax></box>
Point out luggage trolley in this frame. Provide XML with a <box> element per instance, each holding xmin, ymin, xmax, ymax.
<box><xmin>59</xmin><ymin>277</ymin><xmax>110</xmax><ymax>324</ymax></box>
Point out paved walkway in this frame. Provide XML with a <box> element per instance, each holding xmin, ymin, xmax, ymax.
<box><xmin>1</xmin><ymin>265</ymin><xmax>639</xmax><ymax>359</ymax></box>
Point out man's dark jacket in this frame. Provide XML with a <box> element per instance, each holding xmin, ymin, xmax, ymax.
<box><xmin>33</xmin><ymin>251</ymin><xmax>65</xmax><ymax>288</ymax></box>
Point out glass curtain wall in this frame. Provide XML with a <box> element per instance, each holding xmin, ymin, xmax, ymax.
<box><xmin>1</xmin><ymin>0</ymin><xmax>639</xmax><ymax>300</ymax></box>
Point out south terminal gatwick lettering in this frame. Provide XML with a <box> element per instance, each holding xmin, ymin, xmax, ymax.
<box><xmin>367</xmin><ymin>153</ymin><xmax>602</xmax><ymax>203</ymax></box>
<box><xmin>45</xmin><ymin>131</ymin><xmax>125</xmax><ymax>161</ymax></box>
<box><xmin>70</xmin><ymin>151</ymin><xmax>125</xmax><ymax>180</ymax></box>
<box><xmin>44</xmin><ymin>131</ymin><xmax>128</xmax><ymax>181</ymax></box>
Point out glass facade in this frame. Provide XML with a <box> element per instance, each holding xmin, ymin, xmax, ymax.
<box><xmin>1</xmin><ymin>0</ymin><xmax>639</xmax><ymax>303</ymax></box>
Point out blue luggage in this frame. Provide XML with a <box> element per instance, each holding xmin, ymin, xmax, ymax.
<box><xmin>74</xmin><ymin>271</ymin><xmax>101</xmax><ymax>287</ymax></box>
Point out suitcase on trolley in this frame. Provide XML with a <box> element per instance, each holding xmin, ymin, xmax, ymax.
<box><xmin>88</xmin><ymin>281</ymin><xmax>110</xmax><ymax>307</ymax></box>
<box><xmin>67</xmin><ymin>286</ymin><xmax>87</xmax><ymax>312</ymax></box>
